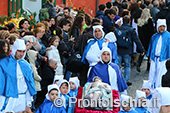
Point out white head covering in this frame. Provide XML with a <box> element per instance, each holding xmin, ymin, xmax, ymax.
<box><xmin>141</xmin><ymin>80</ymin><xmax>151</xmax><ymax>90</ymax></box>
<box><xmin>100</xmin><ymin>47</ymin><xmax>112</xmax><ymax>64</ymax></box>
<box><xmin>104</xmin><ymin>32</ymin><xmax>117</xmax><ymax>42</ymax></box>
<box><xmin>53</xmin><ymin>75</ymin><xmax>64</xmax><ymax>84</ymax></box>
<box><xmin>121</xmin><ymin>94</ymin><xmax>131</xmax><ymax>104</ymax></box>
<box><xmin>11</xmin><ymin>39</ymin><xmax>26</xmax><ymax>59</ymax></box>
<box><xmin>136</xmin><ymin>90</ymin><xmax>146</xmax><ymax>100</ymax></box>
<box><xmin>157</xmin><ymin>19</ymin><xmax>167</xmax><ymax>32</ymax></box>
<box><xmin>153</xmin><ymin>87</ymin><xmax>170</xmax><ymax>106</ymax></box>
<box><xmin>58</xmin><ymin>79</ymin><xmax>70</xmax><ymax>94</ymax></box>
<box><xmin>69</xmin><ymin>77</ymin><xmax>80</xmax><ymax>90</ymax></box>
<box><xmin>92</xmin><ymin>25</ymin><xmax>105</xmax><ymax>40</ymax></box>
<box><xmin>23</xmin><ymin>35</ymin><xmax>34</xmax><ymax>43</ymax></box>
<box><xmin>46</xmin><ymin>84</ymin><xmax>60</xmax><ymax>100</ymax></box>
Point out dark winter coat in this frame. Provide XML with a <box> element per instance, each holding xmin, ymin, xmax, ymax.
<box><xmin>162</xmin><ymin>69</ymin><xmax>170</xmax><ymax>87</ymax></box>
<box><xmin>137</xmin><ymin>18</ymin><xmax>155</xmax><ymax>51</ymax></box>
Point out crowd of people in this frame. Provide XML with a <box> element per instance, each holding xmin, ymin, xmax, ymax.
<box><xmin>1</xmin><ymin>0</ymin><xmax>170</xmax><ymax>112</ymax></box>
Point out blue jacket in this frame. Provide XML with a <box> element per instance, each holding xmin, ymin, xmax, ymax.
<box><xmin>102</xmin><ymin>15</ymin><xmax>115</xmax><ymax>33</ymax></box>
<box><xmin>0</xmin><ymin>55</ymin><xmax>37</xmax><ymax>98</ymax></box>
<box><xmin>36</xmin><ymin>99</ymin><xmax>66</xmax><ymax>113</ymax></box>
<box><xmin>95</xmin><ymin>10</ymin><xmax>104</xmax><ymax>18</ymax></box>
<box><xmin>147</xmin><ymin>31</ymin><xmax>170</xmax><ymax>61</ymax></box>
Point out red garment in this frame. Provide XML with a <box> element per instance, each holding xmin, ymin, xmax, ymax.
<box><xmin>74</xmin><ymin>87</ymin><xmax>120</xmax><ymax>113</ymax></box>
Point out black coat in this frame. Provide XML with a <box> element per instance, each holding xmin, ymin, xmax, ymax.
<box><xmin>74</xmin><ymin>28</ymin><xmax>93</xmax><ymax>56</ymax></box>
<box><xmin>162</xmin><ymin>69</ymin><xmax>170</xmax><ymax>87</ymax></box>
<box><xmin>41</xmin><ymin>64</ymin><xmax>55</xmax><ymax>95</ymax></box>
<box><xmin>138</xmin><ymin>18</ymin><xmax>155</xmax><ymax>51</ymax></box>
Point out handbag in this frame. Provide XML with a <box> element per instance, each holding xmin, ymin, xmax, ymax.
<box><xmin>66</xmin><ymin>51</ymin><xmax>83</xmax><ymax>73</ymax></box>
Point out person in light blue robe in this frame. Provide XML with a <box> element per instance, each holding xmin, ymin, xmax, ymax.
<box><xmin>81</xmin><ymin>25</ymin><xmax>118</xmax><ymax>67</ymax></box>
<box><xmin>0</xmin><ymin>39</ymin><xmax>37</xmax><ymax>113</ymax></box>
<box><xmin>147</xmin><ymin>19</ymin><xmax>170</xmax><ymax>89</ymax></box>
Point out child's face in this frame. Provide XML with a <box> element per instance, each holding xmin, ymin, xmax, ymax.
<box><xmin>69</xmin><ymin>81</ymin><xmax>76</xmax><ymax>90</ymax></box>
<box><xmin>53</xmin><ymin>39</ymin><xmax>59</xmax><ymax>47</ymax></box>
<box><xmin>141</xmin><ymin>88</ymin><xmax>151</xmax><ymax>97</ymax></box>
<box><xmin>123</xmin><ymin>104</ymin><xmax>131</xmax><ymax>111</ymax></box>
<box><xmin>60</xmin><ymin>83</ymin><xmax>68</xmax><ymax>95</ymax></box>
<box><xmin>160</xmin><ymin>105</ymin><xmax>170</xmax><ymax>113</ymax></box>
<box><xmin>48</xmin><ymin>90</ymin><xmax>58</xmax><ymax>102</ymax></box>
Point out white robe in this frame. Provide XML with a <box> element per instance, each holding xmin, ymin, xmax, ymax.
<box><xmin>0</xmin><ymin>62</ymin><xmax>33</xmax><ymax>113</ymax></box>
<box><xmin>149</xmin><ymin>36</ymin><xmax>167</xmax><ymax>89</ymax></box>
<box><xmin>46</xmin><ymin>45</ymin><xmax>63</xmax><ymax>75</ymax></box>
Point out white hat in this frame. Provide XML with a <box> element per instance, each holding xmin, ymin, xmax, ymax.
<box><xmin>53</xmin><ymin>75</ymin><xmax>64</xmax><ymax>84</ymax></box>
<box><xmin>121</xmin><ymin>94</ymin><xmax>131</xmax><ymax>104</ymax></box>
<box><xmin>136</xmin><ymin>90</ymin><xmax>146</xmax><ymax>100</ymax></box>
<box><xmin>58</xmin><ymin>79</ymin><xmax>70</xmax><ymax>94</ymax></box>
<box><xmin>156</xmin><ymin>19</ymin><xmax>167</xmax><ymax>32</ymax></box>
<box><xmin>100</xmin><ymin>47</ymin><xmax>112</xmax><ymax>64</ymax></box>
<box><xmin>92</xmin><ymin>25</ymin><xmax>105</xmax><ymax>40</ymax></box>
<box><xmin>46</xmin><ymin>84</ymin><xmax>60</xmax><ymax>101</ymax></box>
<box><xmin>11</xmin><ymin>39</ymin><xmax>26</xmax><ymax>59</ymax></box>
<box><xmin>141</xmin><ymin>80</ymin><xmax>151</xmax><ymax>90</ymax></box>
<box><xmin>153</xmin><ymin>87</ymin><xmax>170</xmax><ymax>106</ymax></box>
<box><xmin>69</xmin><ymin>77</ymin><xmax>80</xmax><ymax>90</ymax></box>
<box><xmin>105</xmin><ymin>32</ymin><xmax>117</xmax><ymax>42</ymax></box>
<box><xmin>48</xmin><ymin>84</ymin><xmax>60</xmax><ymax>94</ymax></box>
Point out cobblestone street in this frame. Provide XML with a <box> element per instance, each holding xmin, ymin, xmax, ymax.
<box><xmin>127</xmin><ymin>60</ymin><xmax>149</xmax><ymax>98</ymax></box>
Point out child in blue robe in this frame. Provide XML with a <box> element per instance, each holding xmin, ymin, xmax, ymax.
<box><xmin>36</xmin><ymin>84</ymin><xmax>66</xmax><ymax>113</ymax></box>
<box><xmin>68</xmin><ymin>77</ymin><xmax>80</xmax><ymax>113</ymax></box>
<box><xmin>141</xmin><ymin>80</ymin><xmax>153</xmax><ymax>112</ymax></box>
<box><xmin>58</xmin><ymin>79</ymin><xmax>74</xmax><ymax>113</ymax></box>
<box><xmin>135</xmin><ymin>90</ymin><xmax>150</xmax><ymax>113</ymax></box>
<box><xmin>118</xmin><ymin>94</ymin><xmax>138</xmax><ymax>113</ymax></box>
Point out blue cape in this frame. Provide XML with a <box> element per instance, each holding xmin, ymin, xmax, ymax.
<box><xmin>147</xmin><ymin>31</ymin><xmax>170</xmax><ymax>61</ymax></box>
<box><xmin>135</xmin><ymin>107</ymin><xmax>150</xmax><ymax>113</ymax></box>
<box><xmin>36</xmin><ymin>100</ymin><xmax>66</xmax><ymax>113</ymax></box>
<box><xmin>0</xmin><ymin>55</ymin><xmax>37</xmax><ymax>98</ymax></box>
<box><xmin>81</xmin><ymin>38</ymin><xmax>118</xmax><ymax>64</ymax></box>
<box><xmin>87</xmin><ymin>62</ymin><xmax>128</xmax><ymax>92</ymax></box>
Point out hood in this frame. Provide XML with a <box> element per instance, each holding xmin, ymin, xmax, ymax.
<box><xmin>27</xmin><ymin>50</ymin><xmax>38</xmax><ymax>65</ymax></box>
<box><xmin>157</xmin><ymin>19</ymin><xmax>167</xmax><ymax>33</ymax></box>
<box><xmin>69</xmin><ymin>77</ymin><xmax>80</xmax><ymax>90</ymax></box>
<box><xmin>141</xmin><ymin>80</ymin><xmax>151</xmax><ymax>90</ymax></box>
<box><xmin>46</xmin><ymin>84</ymin><xmax>60</xmax><ymax>101</ymax></box>
<box><xmin>58</xmin><ymin>79</ymin><xmax>70</xmax><ymax>94</ymax></box>
<box><xmin>135</xmin><ymin>90</ymin><xmax>146</xmax><ymax>101</ymax></box>
<box><xmin>93</xmin><ymin>25</ymin><xmax>105</xmax><ymax>40</ymax></box>
<box><xmin>11</xmin><ymin>39</ymin><xmax>26</xmax><ymax>60</ymax></box>
<box><xmin>53</xmin><ymin>75</ymin><xmax>64</xmax><ymax>84</ymax></box>
<box><xmin>104</xmin><ymin>32</ymin><xmax>117</xmax><ymax>42</ymax></box>
<box><xmin>153</xmin><ymin>87</ymin><xmax>170</xmax><ymax>106</ymax></box>
<box><xmin>99</xmin><ymin>47</ymin><xmax>112</xmax><ymax>64</ymax></box>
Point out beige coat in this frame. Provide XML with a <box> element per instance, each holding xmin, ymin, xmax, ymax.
<box><xmin>27</xmin><ymin>50</ymin><xmax>42</xmax><ymax>91</ymax></box>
